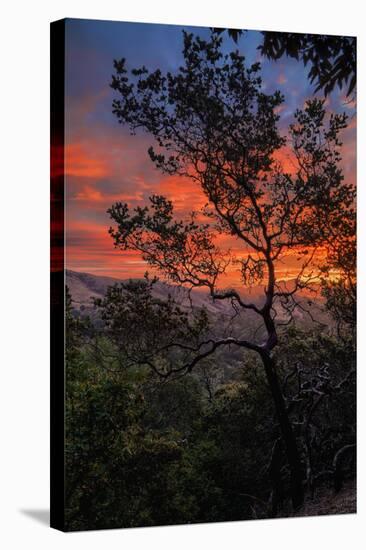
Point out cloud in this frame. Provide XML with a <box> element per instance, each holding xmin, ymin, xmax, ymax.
<box><xmin>65</xmin><ymin>143</ymin><xmax>108</xmax><ymax>178</ymax></box>
<box><xmin>277</xmin><ymin>73</ymin><xmax>287</xmax><ymax>85</ymax></box>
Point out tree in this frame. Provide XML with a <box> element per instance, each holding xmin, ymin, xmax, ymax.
<box><xmin>108</xmin><ymin>32</ymin><xmax>354</xmax><ymax>508</ymax></box>
<box><xmin>94</xmin><ymin>276</ymin><xmax>210</xmax><ymax>378</ymax></box>
<box><xmin>321</xmin><ymin>213</ymin><xmax>356</xmax><ymax>338</ymax></box>
<box><xmin>213</xmin><ymin>29</ymin><xmax>356</xmax><ymax>97</ymax></box>
<box><xmin>276</xmin><ymin>327</ymin><xmax>356</xmax><ymax>496</ymax></box>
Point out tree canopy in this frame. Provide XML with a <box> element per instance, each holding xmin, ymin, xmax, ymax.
<box><xmin>109</xmin><ymin>32</ymin><xmax>353</xmax><ymax>345</ymax></box>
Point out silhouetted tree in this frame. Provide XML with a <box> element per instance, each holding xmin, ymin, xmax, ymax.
<box><xmin>108</xmin><ymin>32</ymin><xmax>354</xmax><ymax>508</ymax></box>
<box><xmin>213</xmin><ymin>28</ymin><xmax>356</xmax><ymax>97</ymax></box>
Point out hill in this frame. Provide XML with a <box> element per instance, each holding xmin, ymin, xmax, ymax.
<box><xmin>66</xmin><ymin>270</ymin><xmax>330</xmax><ymax>330</ymax></box>
<box><xmin>66</xmin><ymin>269</ymin><xmax>234</xmax><ymax>316</ymax></box>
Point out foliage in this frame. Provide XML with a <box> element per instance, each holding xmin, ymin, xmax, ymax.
<box><xmin>64</xmin><ymin>308</ymin><xmax>271</xmax><ymax>529</ymax></box>
<box><xmin>93</xmin><ymin>276</ymin><xmax>210</xmax><ymax>378</ymax></box>
<box><xmin>65</xmin><ymin>302</ymin><xmax>356</xmax><ymax>529</ymax></box>
<box><xmin>276</xmin><ymin>327</ymin><xmax>356</xmax><ymax>492</ymax></box>
<box><xmin>321</xmin><ymin>213</ymin><xmax>356</xmax><ymax>337</ymax></box>
<box><xmin>260</xmin><ymin>32</ymin><xmax>356</xmax><ymax>97</ymax></box>
<box><xmin>212</xmin><ymin>29</ymin><xmax>356</xmax><ymax>97</ymax></box>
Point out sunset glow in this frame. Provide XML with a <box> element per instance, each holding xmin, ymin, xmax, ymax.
<box><xmin>62</xmin><ymin>20</ymin><xmax>356</xmax><ymax>286</ymax></box>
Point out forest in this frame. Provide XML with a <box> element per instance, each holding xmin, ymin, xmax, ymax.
<box><xmin>64</xmin><ymin>29</ymin><xmax>356</xmax><ymax>530</ymax></box>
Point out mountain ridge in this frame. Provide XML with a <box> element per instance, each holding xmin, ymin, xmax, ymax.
<box><xmin>66</xmin><ymin>269</ymin><xmax>235</xmax><ymax>315</ymax></box>
<box><xmin>66</xmin><ymin>269</ymin><xmax>327</xmax><ymax>326</ymax></box>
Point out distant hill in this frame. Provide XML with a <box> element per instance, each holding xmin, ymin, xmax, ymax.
<box><xmin>66</xmin><ymin>270</ymin><xmax>329</xmax><ymax>328</ymax></box>
<box><xmin>66</xmin><ymin>270</ymin><xmax>234</xmax><ymax>316</ymax></box>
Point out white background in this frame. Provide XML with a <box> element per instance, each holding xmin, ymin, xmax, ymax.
<box><xmin>0</xmin><ymin>0</ymin><xmax>364</xmax><ymax>547</ymax></box>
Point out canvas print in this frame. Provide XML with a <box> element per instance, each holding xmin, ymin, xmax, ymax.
<box><xmin>50</xmin><ymin>18</ymin><xmax>356</xmax><ymax>531</ymax></box>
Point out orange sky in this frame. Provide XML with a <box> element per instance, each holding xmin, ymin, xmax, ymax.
<box><xmin>64</xmin><ymin>128</ymin><xmax>355</xmax><ymax>287</ymax></box>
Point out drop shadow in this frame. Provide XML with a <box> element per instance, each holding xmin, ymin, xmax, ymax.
<box><xmin>20</xmin><ymin>508</ymin><xmax>50</xmax><ymax>526</ymax></box>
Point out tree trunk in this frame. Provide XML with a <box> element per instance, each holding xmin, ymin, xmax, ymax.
<box><xmin>261</xmin><ymin>352</ymin><xmax>304</xmax><ymax>509</ymax></box>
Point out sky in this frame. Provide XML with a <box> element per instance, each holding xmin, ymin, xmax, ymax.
<box><xmin>63</xmin><ymin>18</ymin><xmax>356</xmax><ymax>285</ymax></box>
